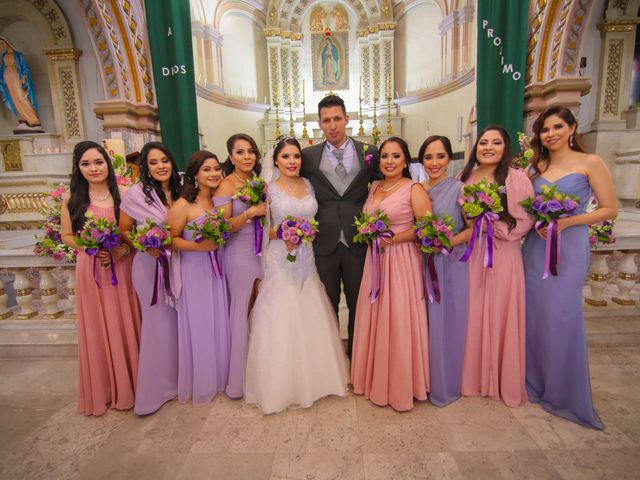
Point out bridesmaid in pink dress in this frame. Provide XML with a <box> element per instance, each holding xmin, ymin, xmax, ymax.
<box><xmin>351</xmin><ymin>137</ymin><xmax>432</xmax><ymax>412</ymax></box>
<box><xmin>458</xmin><ymin>126</ymin><xmax>534</xmax><ymax>407</ymax></box>
<box><xmin>61</xmin><ymin>141</ymin><xmax>141</xmax><ymax>416</ymax></box>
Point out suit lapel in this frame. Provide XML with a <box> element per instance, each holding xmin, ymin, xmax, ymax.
<box><xmin>343</xmin><ymin>138</ymin><xmax>369</xmax><ymax>197</ymax></box>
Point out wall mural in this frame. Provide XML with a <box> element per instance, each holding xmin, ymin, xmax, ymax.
<box><xmin>310</xmin><ymin>4</ymin><xmax>350</xmax><ymax>91</ymax></box>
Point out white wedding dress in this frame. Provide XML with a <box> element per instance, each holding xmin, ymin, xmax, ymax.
<box><xmin>244</xmin><ymin>178</ymin><xmax>349</xmax><ymax>414</ymax></box>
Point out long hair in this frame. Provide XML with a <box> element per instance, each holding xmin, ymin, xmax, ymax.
<box><xmin>273</xmin><ymin>136</ymin><xmax>302</xmax><ymax>163</ymax></box>
<box><xmin>223</xmin><ymin>133</ymin><xmax>262</xmax><ymax>176</ymax></box>
<box><xmin>418</xmin><ymin>135</ymin><xmax>453</xmax><ymax>163</ymax></box>
<box><xmin>181</xmin><ymin>150</ymin><xmax>219</xmax><ymax>202</ymax></box>
<box><xmin>138</xmin><ymin>142</ymin><xmax>181</xmax><ymax>206</ymax></box>
<box><xmin>530</xmin><ymin>105</ymin><xmax>585</xmax><ymax>176</ymax></box>
<box><xmin>68</xmin><ymin>141</ymin><xmax>120</xmax><ymax>233</ymax></box>
<box><xmin>460</xmin><ymin>125</ymin><xmax>516</xmax><ymax>230</ymax></box>
<box><xmin>378</xmin><ymin>136</ymin><xmax>413</xmax><ymax>179</ymax></box>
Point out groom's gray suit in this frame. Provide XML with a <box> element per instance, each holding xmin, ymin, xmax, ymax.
<box><xmin>301</xmin><ymin>138</ymin><xmax>379</xmax><ymax>357</ymax></box>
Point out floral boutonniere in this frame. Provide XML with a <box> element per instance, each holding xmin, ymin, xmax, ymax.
<box><xmin>362</xmin><ymin>144</ymin><xmax>373</xmax><ymax>166</ymax></box>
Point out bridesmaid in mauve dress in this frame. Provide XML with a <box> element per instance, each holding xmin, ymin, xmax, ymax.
<box><xmin>213</xmin><ymin>134</ymin><xmax>266</xmax><ymax>399</ymax></box>
<box><xmin>120</xmin><ymin>142</ymin><xmax>182</xmax><ymax>415</ymax></box>
<box><xmin>351</xmin><ymin>137</ymin><xmax>432</xmax><ymax>412</ymax></box>
<box><xmin>523</xmin><ymin>106</ymin><xmax>617</xmax><ymax>429</ymax></box>
<box><xmin>459</xmin><ymin>126</ymin><xmax>534</xmax><ymax>408</ymax></box>
<box><xmin>418</xmin><ymin>135</ymin><xmax>471</xmax><ymax>407</ymax></box>
<box><xmin>60</xmin><ymin>141</ymin><xmax>140</xmax><ymax>416</ymax></box>
<box><xmin>167</xmin><ymin>151</ymin><xmax>231</xmax><ymax>405</ymax></box>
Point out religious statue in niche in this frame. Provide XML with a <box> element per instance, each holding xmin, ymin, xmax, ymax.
<box><xmin>310</xmin><ymin>6</ymin><xmax>326</xmax><ymax>32</ymax></box>
<box><xmin>312</xmin><ymin>31</ymin><xmax>349</xmax><ymax>91</ymax></box>
<box><xmin>0</xmin><ymin>36</ymin><xmax>44</xmax><ymax>133</ymax></box>
<box><xmin>331</xmin><ymin>5</ymin><xmax>349</xmax><ymax>30</ymax></box>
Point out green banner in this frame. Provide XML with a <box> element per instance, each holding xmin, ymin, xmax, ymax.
<box><xmin>477</xmin><ymin>1</ymin><xmax>529</xmax><ymax>149</ymax></box>
<box><xmin>144</xmin><ymin>0</ymin><xmax>199</xmax><ymax>170</ymax></box>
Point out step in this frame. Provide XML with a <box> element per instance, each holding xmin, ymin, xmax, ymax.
<box><xmin>586</xmin><ymin>315</ymin><xmax>640</xmax><ymax>348</ymax></box>
<box><xmin>0</xmin><ymin>318</ymin><xmax>77</xmax><ymax>358</ymax></box>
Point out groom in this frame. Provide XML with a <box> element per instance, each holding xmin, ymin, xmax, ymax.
<box><xmin>301</xmin><ymin>95</ymin><xmax>379</xmax><ymax>358</ymax></box>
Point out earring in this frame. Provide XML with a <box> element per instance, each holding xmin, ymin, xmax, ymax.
<box><xmin>570</xmin><ymin>135</ymin><xmax>575</xmax><ymax>148</ymax></box>
<box><xmin>194</xmin><ymin>179</ymin><xmax>199</xmax><ymax>189</ymax></box>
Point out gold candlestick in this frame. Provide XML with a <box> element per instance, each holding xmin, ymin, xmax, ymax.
<box><xmin>301</xmin><ymin>79</ymin><xmax>309</xmax><ymax>139</ymax></box>
<box><xmin>386</xmin><ymin>94</ymin><xmax>393</xmax><ymax>135</ymax></box>
<box><xmin>274</xmin><ymin>100</ymin><xmax>282</xmax><ymax>138</ymax></box>
<box><xmin>287</xmin><ymin>82</ymin><xmax>295</xmax><ymax>137</ymax></box>
<box><xmin>358</xmin><ymin>96</ymin><xmax>366</xmax><ymax>137</ymax></box>
<box><xmin>372</xmin><ymin>96</ymin><xmax>381</xmax><ymax>145</ymax></box>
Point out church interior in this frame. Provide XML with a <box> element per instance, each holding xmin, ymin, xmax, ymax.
<box><xmin>0</xmin><ymin>1</ymin><xmax>639</xmax><ymax>478</ymax></box>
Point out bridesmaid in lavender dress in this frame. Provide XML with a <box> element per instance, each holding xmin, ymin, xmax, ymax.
<box><xmin>523</xmin><ymin>106</ymin><xmax>617</xmax><ymax>430</ymax></box>
<box><xmin>167</xmin><ymin>151</ymin><xmax>231</xmax><ymax>405</ymax></box>
<box><xmin>120</xmin><ymin>142</ymin><xmax>181</xmax><ymax>415</ymax></box>
<box><xmin>419</xmin><ymin>136</ymin><xmax>471</xmax><ymax>407</ymax></box>
<box><xmin>214</xmin><ymin>134</ymin><xmax>266</xmax><ymax>399</ymax></box>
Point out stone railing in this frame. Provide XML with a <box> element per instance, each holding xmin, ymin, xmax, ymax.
<box><xmin>585</xmin><ymin>247</ymin><xmax>639</xmax><ymax>307</ymax></box>
<box><xmin>0</xmin><ymin>249</ymin><xmax>76</xmax><ymax>320</ymax></box>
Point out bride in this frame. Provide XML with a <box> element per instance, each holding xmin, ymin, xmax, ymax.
<box><xmin>244</xmin><ymin>137</ymin><xmax>349</xmax><ymax>414</ymax></box>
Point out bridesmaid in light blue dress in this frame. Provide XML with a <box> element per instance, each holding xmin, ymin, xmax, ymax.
<box><xmin>523</xmin><ymin>106</ymin><xmax>617</xmax><ymax>430</ymax></box>
<box><xmin>419</xmin><ymin>135</ymin><xmax>471</xmax><ymax>407</ymax></box>
<box><xmin>168</xmin><ymin>151</ymin><xmax>231</xmax><ymax>405</ymax></box>
<box><xmin>214</xmin><ymin>134</ymin><xmax>266</xmax><ymax>399</ymax></box>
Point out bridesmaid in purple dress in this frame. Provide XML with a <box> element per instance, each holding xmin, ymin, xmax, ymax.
<box><xmin>523</xmin><ymin>106</ymin><xmax>617</xmax><ymax>430</ymax></box>
<box><xmin>167</xmin><ymin>151</ymin><xmax>231</xmax><ymax>405</ymax></box>
<box><xmin>214</xmin><ymin>134</ymin><xmax>266</xmax><ymax>399</ymax></box>
<box><xmin>418</xmin><ymin>136</ymin><xmax>471</xmax><ymax>407</ymax></box>
<box><xmin>120</xmin><ymin>142</ymin><xmax>181</xmax><ymax>415</ymax></box>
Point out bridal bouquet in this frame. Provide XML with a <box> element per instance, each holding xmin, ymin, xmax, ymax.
<box><xmin>131</xmin><ymin>220</ymin><xmax>174</xmax><ymax>305</ymax></box>
<box><xmin>34</xmin><ymin>183</ymin><xmax>77</xmax><ymax>263</ymax></box>
<box><xmin>276</xmin><ymin>215</ymin><xmax>319</xmax><ymax>262</ymax></box>
<box><xmin>353</xmin><ymin>209</ymin><xmax>394</xmax><ymax>303</ymax></box>
<box><xmin>458</xmin><ymin>180</ymin><xmax>505</xmax><ymax>268</ymax></box>
<box><xmin>414</xmin><ymin>213</ymin><xmax>456</xmax><ymax>303</ymax></box>
<box><xmin>233</xmin><ymin>176</ymin><xmax>267</xmax><ymax>256</ymax></box>
<box><xmin>74</xmin><ymin>212</ymin><xmax>122</xmax><ymax>286</ymax></box>
<box><xmin>521</xmin><ymin>184</ymin><xmax>580</xmax><ymax>278</ymax></box>
<box><xmin>184</xmin><ymin>209</ymin><xmax>231</xmax><ymax>278</ymax></box>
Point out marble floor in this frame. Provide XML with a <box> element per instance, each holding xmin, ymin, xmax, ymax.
<box><xmin>1</xmin><ymin>348</ymin><xmax>639</xmax><ymax>480</ymax></box>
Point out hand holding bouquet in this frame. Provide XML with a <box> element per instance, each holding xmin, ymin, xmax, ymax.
<box><xmin>34</xmin><ymin>183</ymin><xmax>77</xmax><ymax>263</ymax></box>
<box><xmin>276</xmin><ymin>215</ymin><xmax>319</xmax><ymax>262</ymax></box>
<box><xmin>353</xmin><ymin>209</ymin><xmax>394</xmax><ymax>303</ymax></box>
<box><xmin>131</xmin><ymin>220</ymin><xmax>174</xmax><ymax>305</ymax></box>
<box><xmin>74</xmin><ymin>212</ymin><xmax>122</xmax><ymax>286</ymax></box>
<box><xmin>233</xmin><ymin>176</ymin><xmax>268</xmax><ymax>255</ymax></box>
<box><xmin>520</xmin><ymin>184</ymin><xmax>580</xmax><ymax>278</ymax></box>
<box><xmin>458</xmin><ymin>180</ymin><xmax>505</xmax><ymax>268</ymax></box>
<box><xmin>184</xmin><ymin>209</ymin><xmax>231</xmax><ymax>278</ymax></box>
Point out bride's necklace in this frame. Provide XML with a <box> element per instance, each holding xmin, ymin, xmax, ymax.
<box><xmin>380</xmin><ymin>180</ymin><xmax>401</xmax><ymax>192</ymax></box>
<box><xmin>89</xmin><ymin>189</ymin><xmax>110</xmax><ymax>202</ymax></box>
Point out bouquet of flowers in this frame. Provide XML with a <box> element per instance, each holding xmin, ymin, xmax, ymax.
<box><xmin>589</xmin><ymin>220</ymin><xmax>616</xmax><ymax>248</ymax></box>
<box><xmin>184</xmin><ymin>209</ymin><xmax>231</xmax><ymax>278</ymax></box>
<box><xmin>102</xmin><ymin>139</ymin><xmax>134</xmax><ymax>186</ymax></box>
<box><xmin>130</xmin><ymin>220</ymin><xmax>174</xmax><ymax>305</ymax></box>
<box><xmin>512</xmin><ymin>132</ymin><xmax>534</xmax><ymax>170</ymax></box>
<box><xmin>458</xmin><ymin>180</ymin><xmax>505</xmax><ymax>268</ymax></box>
<box><xmin>520</xmin><ymin>184</ymin><xmax>580</xmax><ymax>278</ymax></box>
<box><xmin>414</xmin><ymin>213</ymin><xmax>456</xmax><ymax>303</ymax></box>
<box><xmin>74</xmin><ymin>212</ymin><xmax>122</xmax><ymax>286</ymax></box>
<box><xmin>276</xmin><ymin>215</ymin><xmax>319</xmax><ymax>262</ymax></box>
<box><xmin>34</xmin><ymin>183</ymin><xmax>77</xmax><ymax>263</ymax></box>
<box><xmin>353</xmin><ymin>209</ymin><xmax>394</xmax><ymax>302</ymax></box>
<box><xmin>233</xmin><ymin>176</ymin><xmax>267</xmax><ymax>255</ymax></box>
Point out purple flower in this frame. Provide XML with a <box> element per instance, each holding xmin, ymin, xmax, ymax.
<box><xmin>421</xmin><ymin>236</ymin><xmax>433</xmax><ymax>247</ymax></box>
<box><xmin>145</xmin><ymin>236</ymin><xmax>161</xmax><ymax>249</ymax></box>
<box><xmin>286</xmin><ymin>219</ymin><xmax>296</xmax><ymax>227</ymax></box>
<box><xmin>364</xmin><ymin>153</ymin><xmax>373</xmax><ymax>166</ymax></box>
<box><xmin>375</xmin><ymin>220</ymin><xmax>387</xmax><ymax>231</ymax></box>
<box><xmin>563</xmin><ymin>199</ymin><xmax>577</xmax><ymax>211</ymax></box>
<box><xmin>531</xmin><ymin>198</ymin><xmax>542</xmax><ymax>211</ymax></box>
<box><xmin>52</xmin><ymin>251</ymin><xmax>65</xmax><ymax>261</ymax></box>
<box><xmin>103</xmin><ymin>234</ymin><xmax>121</xmax><ymax>249</ymax></box>
<box><xmin>222</xmin><ymin>231</ymin><xmax>231</xmax><ymax>240</ymax></box>
<box><xmin>546</xmin><ymin>199</ymin><xmax>563</xmax><ymax>212</ymax></box>
<box><xmin>300</xmin><ymin>222</ymin><xmax>312</xmax><ymax>232</ymax></box>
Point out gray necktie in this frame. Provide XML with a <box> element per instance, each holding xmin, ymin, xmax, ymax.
<box><xmin>334</xmin><ymin>149</ymin><xmax>347</xmax><ymax>179</ymax></box>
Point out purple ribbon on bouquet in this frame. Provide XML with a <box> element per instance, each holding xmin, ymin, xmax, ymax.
<box><xmin>253</xmin><ymin>217</ymin><xmax>263</xmax><ymax>256</ymax></box>
<box><xmin>151</xmin><ymin>249</ymin><xmax>175</xmax><ymax>306</ymax></box>
<box><xmin>86</xmin><ymin>248</ymin><xmax>118</xmax><ymax>287</ymax></box>
<box><xmin>538</xmin><ymin>219</ymin><xmax>561</xmax><ymax>279</ymax></box>
<box><xmin>208</xmin><ymin>250</ymin><xmax>223</xmax><ymax>279</ymax></box>
<box><xmin>424</xmin><ymin>248</ymin><xmax>451</xmax><ymax>304</ymax></box>
<box><xmin>459</xmin><ymin>211</ymin><xmax>499</xmax><ymax>268</ymax></box>
<box><xmin>370</xmin><ymin>230</ymin><xmax>394</xmax><ymax>303</ymax></box>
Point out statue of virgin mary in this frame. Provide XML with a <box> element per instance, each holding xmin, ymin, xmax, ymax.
<box><xmin>321</xmin><ymin>36</ymin><xmax>339</xmax><ymax>87</ymax></box>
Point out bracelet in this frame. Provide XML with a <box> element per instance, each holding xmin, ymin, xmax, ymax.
<box><xmin>121</xmin><ymin>243</ymin><xmax>131</xmax><ymax>255</ymax></box>
<box><xmin>243</xmin><ymin>210</ymin><xmax>252</xmax><ymax>223</ymax></box>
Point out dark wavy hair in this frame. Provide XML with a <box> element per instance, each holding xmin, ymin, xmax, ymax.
<box><xmin>460</xmin><ymin>125</ymin><xmax>516</xmax><ymax>230</ymax></box>
<box><xmin>138</xmin><ymin>142</ymin><xmax>181</xmax><ymax>206</ymax></box>
<box><xmin>530</xmin><ymin>105</ymin><xmax>585</xmax><ymax>176</ymax></box>
<box><xmin>273</xmin><ymin>136</ymin><xmax>302</xmax><ymax>164</ymax></box>
<box><xmin>378</xmin><ymin>136</ymin><xmax>413</xmax><ymax>179</ymax></box>
<box><xmin>318</xmin><ymin>94</ymin><xmax>346</xmax><ymax>118</ymax></box>
<box><xmin>418</xmin><ymin>135</ymin><xmax>454</xmax><ymax>163</ymax></box>
<box><xmin>223</xmin><ymin>133</ymin><xmax>262</xmax><ymax>176</ymax></box>
<box><xmin>181</xmin><ymin>150</ymin><xmax>219</xmax><ymax>202</ymax></box>
<box><xmin>68</xmin><ymin>141</ymin><xmax>120</xmax><ymax>233</ymax></box>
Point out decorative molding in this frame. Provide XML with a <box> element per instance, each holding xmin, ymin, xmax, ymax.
<box><xmin>598</xmin><ymin>19</ymin><xmax>640</xmax><ymax>32</ymax></box>
<box><xmin>291</xmin><ymin>49</ymin><xmax>301</xmax><ymax>109</ymax></box>
<box><xmin>526</xmin><ymin>0</ymin><xmax>548</xmax><ymax>83</ymax></box>
<box><xmin>361</xmin><ymin>45</ymin><xmax>371</xmax><ymax>103</ymax></box>
<box><xmin>603</xmin><ymin>39</ymin><xmax>624</xmax><ymax>116</ymax></box>
<box><xmin>372</xmin><ymin>43</ymin><xmax>380</xmax><ymax>100</ymax></box>
<box><xmin>0</xmin><ymin>193</ymin><xmax>48</xmax><ymax>213</ymax></box>
<box><xmin>119</xmin><ymin>0</ymin><xmax>154</xmax><ymax>103</ymax></box>
<box><xmin>394</xmin><ymin>69</ymin><xmax>475</xmax><ymax>106</ymax></box>
<box><xmin>60</xmin><ymin>69</ymin><xmax>81</xmax><ymax>138</ymax></box>
<box><xmin>561</xmin><ymin>0</ymin><xmax>592</xmax><ymax>75</ymax></box>
<box><xmin>0</xmin><ymin>221</ymin><xmax>45</xmax><ymax>230</ymax></box>
<box><xmin>269</xmin><ymin>46</ymin><xmax>280</xmax><ymax>104</ymax></box>
<box><xmin>26</xmin><ymin>0</ymin><xmax>72</xmax><ymax>44</ymax></box>
<box><xmin>43</xmin><ymin>48</ymin><xmax>82</xmax><ymax>62</ymax></box>
<box><xmin>0</xmin><ymin>140</ymin><xmax>23</xmax><ymax>172</ymax></box>
<box><xmin>93</xmin><ymin>100</ymin><xmax>160</xmax><ymax>132</ymax></box>
<box><xmin>95</xmin><ymin>0</ymin><xmax>132</xmax><ymax>100</ymax></box>
<box><xmin>537</xmin><ymin>0</ymin><xmax>560</xmax><ymax>82</ymax></box>
<box><xmin>280</xmin><ymin>48</ymin><xmax>289</xmax><ymax>106</ymax></box>
<box><xmin>548</xmin><ymin>0</ymin><xmax>572</xmax><ymax>79</ymax></box>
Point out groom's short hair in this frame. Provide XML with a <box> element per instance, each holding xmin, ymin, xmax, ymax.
<box><xmin>318</xmin><ymin>95</ymin><xmax>346</xmax><ymax>118</ymax></box>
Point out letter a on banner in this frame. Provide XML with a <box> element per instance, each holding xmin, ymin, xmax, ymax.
<box><xmin>145</xmin><ymin>1</ymin><xmax>199</xmax><ymax>170</ymax></box>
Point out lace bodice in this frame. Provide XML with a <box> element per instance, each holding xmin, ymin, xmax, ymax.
<box><xmin>268</xmin><ymin>178</ymin><xmax>318</xmax><ymax>225</ymax></box>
